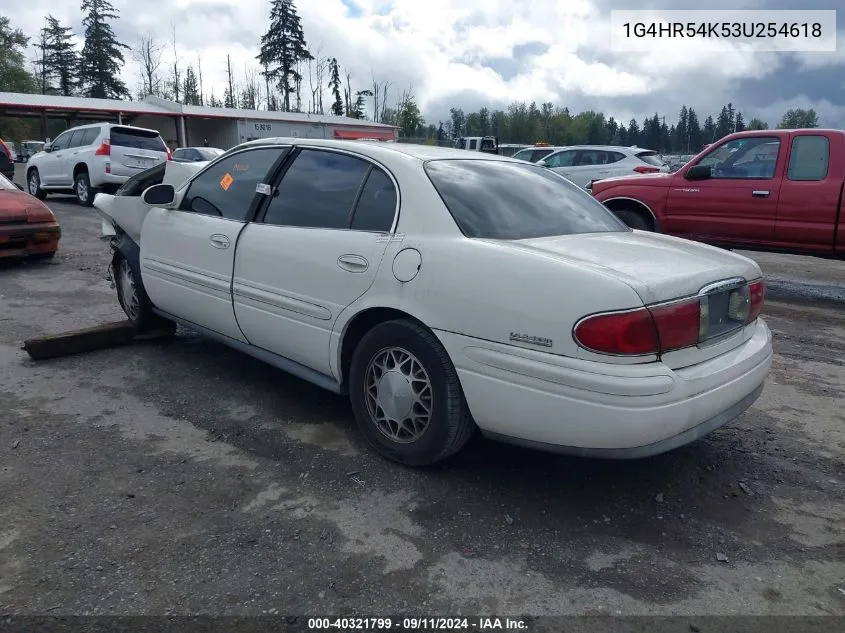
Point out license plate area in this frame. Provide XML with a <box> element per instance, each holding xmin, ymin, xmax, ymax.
<box><xmin>698</xmin><ymin>279</ymin><xmax>750</xmax><ymax>344</ymax></box>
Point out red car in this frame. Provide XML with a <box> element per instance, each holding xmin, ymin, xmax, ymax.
<box><xmin>591</xmin><ymin>129</ymin><xmax>845</xmax><ymax>259</ymax></box>
<box><xmin>0</xmin><ymin>171</ymin><xmax>61</xmax><ymax>259</ymax></box>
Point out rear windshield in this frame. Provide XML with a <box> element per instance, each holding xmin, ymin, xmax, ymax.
<box><xmin>424</xmin><ymin>159</ymin><xmax>628</xmax><ymax>240</ymax></box>
<box><xmin>197</xmin><ymin>148</ymin><xmax>224</xmax><ymax>160</ymax></box>
<box><xmin>636</xmin><ymin>150</ymin><xmax>665</xmax><ymax>167</ymax></box>
<box><xmin>512</xmin><ymin>149</ymin><xmax>535</xmax><ymax>161</ymax></box>
<box><xmin>110</xmin><ymin>127</ymin><xmax>168</xmax><ymax>152</ymax></box>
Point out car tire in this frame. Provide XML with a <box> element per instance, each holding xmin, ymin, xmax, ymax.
<box><xmin>112</xmin><ymin>252</ymin><xmax>171</xmax><ymax>333</ymax></box>
<box><xmin>348</xmin><ymin>318</ymin><xmax>476</xmax><ymax>466</ymax></box>
<box><xmin>614</xmin><ymin>208</ymin><xmax>654</xmax><ymax>231</ymax></box>
<box><xmin>27</xmin><ymin>169</ymin><xmax>47</xmax><ymax>200</ymax></box>
<box><xmin>74</xmin><ymin>172</ymin><xmax>95</xmax><ymax>207</ymax></box>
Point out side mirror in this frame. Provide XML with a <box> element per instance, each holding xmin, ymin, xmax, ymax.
<box><xmin>537</xmin><ymin>159</ymin><xmax>548</xmax><ymax>167</ymax></box>
<box><xmin>43</xmin><ymin>145</ymin><xmax>53</xmax><ymax>153</ymax></box>
<box><xmin>685</xmin><ymin>164</ymin><xmax>712</xmax><ymax>180</ymax></box>
<box><xmin>142</xmin><ymin>183</ymin><xmax>176</xmax><ymax>207</ymax></box>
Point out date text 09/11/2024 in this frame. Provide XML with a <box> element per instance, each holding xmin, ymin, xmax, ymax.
<box><xmin>307</xmin><ymin>617</ymin><xmax>529</xmax><ymax>630</ymax></box>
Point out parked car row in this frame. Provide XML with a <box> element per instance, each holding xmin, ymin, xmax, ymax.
<box><xmin>93</xmin><ymin>137</ymin><xmax>772</xmax><ymax>467</ymax></box>
<box><xmin>512</xmin><ymin>143</ymin><xmax>670</xmax><ymax>188</ymax></box>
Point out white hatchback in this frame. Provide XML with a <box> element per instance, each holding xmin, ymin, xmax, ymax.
<box><xmin>95</xmin><ymin>139</ymin><xmax>772</xmax><ymax>466</ymax></box>
<box><xmin>538</xmin><ymin>145</ymin><xmax>670</xmax><ymax>188</ymax></box>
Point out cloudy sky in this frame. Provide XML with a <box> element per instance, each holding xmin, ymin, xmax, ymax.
<box><xmin>6</xmin><ymin>0</ymin><xmax>845</xmax><ymax>128</ymax></box>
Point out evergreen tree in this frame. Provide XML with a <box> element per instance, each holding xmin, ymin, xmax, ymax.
<box><xmin>746</xmin><ymin>117</ymin><xmax>768</xmax><ymax>130</ymax></box>
<box><xmin>42</xmin><ymin>16</ymin><xmax>79</xmax><ymax>97</ymax></box>
<box><xmin>257</xmin><ymin>0</ymin><xmax>313</xmax><ymax>111</ymax></box>
<box><xmin>182</xmin><ymin>66</ymin><xmax>201</xmax><ymax>105</ymax></box>
<box><xmin>34</xmin><ymin>20</ymin><xmax>54</xmax><ymax>94</ymax></box>
<box><xmin>328</xmin><ymin>58</ymin><xmax>343</xmax><ymax>115</ymax></box>
<box><xmin>675</xmin><ymin>105</ymin><xmax>689</xmax><ymax>153</ymax></box>
<box><xmin>778</xmin><ymin>108</ymin><xmax>819</xmax><ymax>129</ymax></box>
<box><xmin>78</xmin><ymin>0</ymin><xmax>130</xmax><ymax>99</ymax></box>
<box><xmin>0</xmin><ymin>16</ymin><xmax>37</xmax><ymax>93</ymax></box>
<box><xmin>716</xmin><ymin>104</ymin><xmax>734</xmax><ymax>139</ymax></box>
<box><xmin>703</xmin><ymin>115</ymin><xmax>717</xmax><ymax>143</ymax></box>
<box><xmin>627</xmin><ymin>118</ymin><xmax>640</xmax><ymax>146</ymax></box>
<box><xmin>687</xmin><ymin>108</ymin><xmax>702</xmax><ymax>151</ymax></box>
<box><xmin>734</xmin><ymin>112</ymin><xmax>746</xmax><ymax>132</ymax></box>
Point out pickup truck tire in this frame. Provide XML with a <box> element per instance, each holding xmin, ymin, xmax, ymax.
<box><xmin>27</xmin><ymin>169</ymin><xmax>48</xmax><ymax>200</ymax></box>
<box><xmin>348</xmin><ymin>318</ymin><xmax>476</xmax><ymax>467</ymax></box>
<box><xmin>112</xmin><ymin>252</ymin><xmax>171</xmax><ymax>333</ymax></box>
<box><xmin>614</xmin><ymin>208</ymin><xmax>654</xmax><ymax>232</ymax></box>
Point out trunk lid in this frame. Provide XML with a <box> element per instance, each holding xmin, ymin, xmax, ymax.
<box><xmin>501</xmin><ymin>230</ymin><xmax>764</xmax><ymax>366</ymax></box>
<box><xmin>109</xmin><ymin>126</ymin><xmax>169</xmax><ymax>176</ymax></box>
<box><xmin>509</xmin><ymin>231</ymin><xmax>761</xmax><ymax>304</ymax></box>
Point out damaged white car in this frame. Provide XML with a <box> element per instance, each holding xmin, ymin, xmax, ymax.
<box><xmin>94</xmin><ymin>138</ymin><xmax>773</xmax><ymax>466</ymax></box>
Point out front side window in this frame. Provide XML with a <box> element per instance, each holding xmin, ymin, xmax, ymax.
<box><xmin>696</xmin><ymin>137</ymin><xmax>780</xmax><ymax>179</ymax></box>
<box><xmin>50</xmin><ymin>132</ymin><xmax>71</xmax><ymax>151</ymax></box>
<box><xmin>512</xmin><ymin>149</ymin><xmax>534</xmax><ymax>162</ymax></box>
<box><xmin>424</xmin><ymin>159</ymin><xmax>628</xmax><ymax>240</ymax></box>
<box><xmin>262</xmin><ymin>149</ymin><xmax>371</xmax><ymax>229</ymax></box>
<box><xmin>576</xmin><ymin>150</ymin><xmax>606</xmax><ymax>166</ymax></box>
<box><xmin>180</xmin><ymin>147</ymin><xmax>283</xmax><ymax>221</ymax></box>
<box><xmin>787</xmin><ymin>135</ymin><xmax>829</xmax><ymax>181</ymax></box>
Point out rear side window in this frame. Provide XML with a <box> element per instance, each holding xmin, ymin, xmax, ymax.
<box><xmin>263</xmin><ymin>149</ymin><xmax>370</xmax><ymax>229</ymax></box>
<box><xmin>787</xmin><ymin>135</ymin><xmax>829</xmax><ymax>181</ymax></box>
<box><xmin>67</xmin><ymin>130</ymin><xmax>86</xmax><ymax>148</ymax></box>
<box><xmin>350</xmin><ymin>168</ymin><xmax>397</xmax><ymax>232</ymax></box>
<box><xmin>512</xmin><ymin>149</ymin><xmax>535</xmax><ymax>162</ymax></box>
<box><xmin>180</xmin><ymin>147</ymin><xmax>283</xmax><ymax>221</ymax></box>
<box><xmin>532</xmin><ymin>149</ymin><xmax>554</xmax><ymax>162</ymax></box>
<box><xmin>607</xmin><ymin>151</ymin><xmax>626</xmax><ymax>163</ymax></box>
<box><xmin>110</xmin><ymin>127</ymin><xmax>168</xmax><ymax>152</ymax></box>
<box><xmin>636</xmin><ymin>151</ymin><xmax>665</xmax><ymax>167</ymax></box>
<box><xmin>81</xmin><ymin>128</ymin><xmax>100</xmax><ymax>146</ymax></box>
<box><xmin>424</xmin><ymin>159</ymin><xmax>628</xmax><ymax>240</ymax></box>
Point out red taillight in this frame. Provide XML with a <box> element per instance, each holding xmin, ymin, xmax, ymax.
<box><xmin>574</xmin><ymin>308</ymin><xmax>660</xmax><ymax>355</ymax></box>
<box><xmin>633</xmin><ymin>165</ymin><xmax>660</xmax><ymax>173</ymax></box>
<box><xmin>748</xmin><ymin>279</ymin><xmax>765</xmax><ymax>322</ymax></box>
<box><xmin>574</xmin><ymin>280</ymin><xmax>765</xmax><ymax>356</ymax></box>
<box><xmin>0</xmin><ymin>139</ymin><xmax>10</xmax><ymax>159</ymax></box>
<box><xmin>649</xmin><ymin>299</ymin><xmax>701</xmax><ymax>351</ymax></box>
<box><xmin>166</xmin><ymin>149</ymin><xmax>173</xmax><ymax>161</ymax></box>
<box><xmin>95</xmin><ymin>140</ymin><xmax>111</xmax><ymax>156</ymax></box>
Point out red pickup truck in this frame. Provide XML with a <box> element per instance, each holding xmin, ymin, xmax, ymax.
<box><xmin>591</xmin><ymin>129</ymin><xmax>845</xmax><ymax>259</ymax></box>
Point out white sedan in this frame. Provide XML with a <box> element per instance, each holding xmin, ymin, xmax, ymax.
<box><xmin>94</xmin><ymin>138</ymin><xmax>772</xmax><ymax>466</ymax></box>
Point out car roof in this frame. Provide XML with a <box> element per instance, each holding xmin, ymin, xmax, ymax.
<box><xmin>239</xmin><ymin>137</ymin><xmax>525</xmax><ymax>163</ymax></box>
<box><xmin>547</xmin><ymin>145</ymin><xmax>655</xmax><ymax>153</ymax></box>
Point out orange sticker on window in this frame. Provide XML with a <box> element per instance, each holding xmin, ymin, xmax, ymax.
<box><xmin>219</xmin><ymin>173</ymin><xmax>234</xmax><ymax>191</ymax></box>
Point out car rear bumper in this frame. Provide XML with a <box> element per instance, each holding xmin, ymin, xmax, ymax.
<box><xmin>435</xmin><ymin>318</ymin><xmax>772</xmax><ymax>458</ymax></box>
<box><xmin>0</xmin><ymin>222</ymin><xmax>61</xmax><ymax>258</ymax></box>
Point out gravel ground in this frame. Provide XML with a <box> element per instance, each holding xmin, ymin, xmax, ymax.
<box><xmin>1</xmin><ymin>170</ymin><xmax>844</xmax><ymax>616</ymax></box>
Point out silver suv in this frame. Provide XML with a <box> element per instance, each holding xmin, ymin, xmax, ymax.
<box><xmin>26</xmin><ymin>123</ymin><xmax>171</xmax><ymax>206</ymax></box>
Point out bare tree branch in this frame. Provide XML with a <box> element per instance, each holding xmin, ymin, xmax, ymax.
<box><xmin>132</xmin><ymin>34</ymin><xmax>163</xmax><ymax>98</ymax></box>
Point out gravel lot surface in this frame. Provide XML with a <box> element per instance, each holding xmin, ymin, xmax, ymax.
<box><xmin>1</xmin><ymin>167</ymin><xmax>844</xmax><ymax>616</ymax></box>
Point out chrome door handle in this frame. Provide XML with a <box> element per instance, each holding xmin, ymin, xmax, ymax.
<box><xmin>209</xmin><ymin>234</ymin><xmax>230</xmax><ymax>249</ymax></box>
<box><xmin>752</xmin><ymin>190</ymin><xmax>770</xmax><ymax>197</ymax></box>
<box><xmin>337</xmin><ymin>254</ymin><xmax>368</xmax><ymax>272</ymax></box>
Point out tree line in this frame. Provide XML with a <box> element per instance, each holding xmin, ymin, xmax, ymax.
<box><xmin>0</xmin><ymin>0</ymin><xmax>823</xmax><ymax>151</ymax></box>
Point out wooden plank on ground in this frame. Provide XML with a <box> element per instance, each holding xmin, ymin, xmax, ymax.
<box><xmin>22</xmin><ymin>320</ymin><xmax>176</xmax><ymax>361</ymax></box>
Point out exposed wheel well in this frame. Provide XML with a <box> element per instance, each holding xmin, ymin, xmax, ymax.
<box><xmin>602</xmin><ymin>198</ymin><xmax>657</xmax><ymax>231</ymax></box>
<box><xmin>73</xmin><ymin>163</ymin><xmax>89</xmax><ymax>179</ymax></box>
<box><xmin>339</xmin><ymin>307</ymin><xmax>424</xmax><ymax>388</ymax></box>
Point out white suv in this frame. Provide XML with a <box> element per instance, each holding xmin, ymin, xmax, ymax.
<box><xmin>537</xmin><ymin>145</ymin><xmax>670</xmax><ymax>188</ymax></box>
<box><xmin>26</xmin><ymin>123</ymin><xmax>171</xmax><ymax>206</ymax></box>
